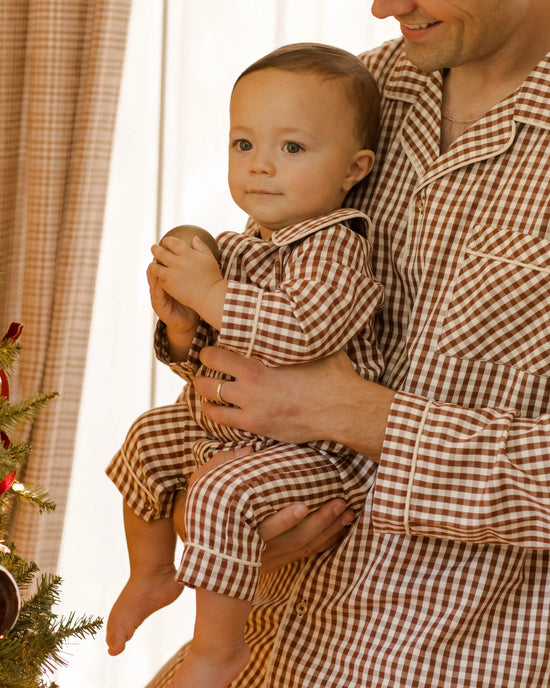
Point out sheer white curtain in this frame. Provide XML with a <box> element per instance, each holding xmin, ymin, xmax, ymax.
<box><xmin>53</xmin><ymin>2</ymin><xmax>399</xmax><ymax>686</ymax></box>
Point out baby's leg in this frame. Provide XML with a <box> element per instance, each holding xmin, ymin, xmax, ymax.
<box><xmin>172</xmin><ymin>445</ymin><xmax>376</xmax><ymax>682</ymax></box>
<box><xmin>180</xmin><ymin>445</ymin><xmax>375</xmax><ymax>601</ymax></box>
<box><xmin>106</xmin><ymin>403</ymin><xmax>204</xmax><ymax>655</ymax></box>
<box><xmin>168</xmin><ymin>587</ymin><xmax>251</xmax><ymax>688</ymax></box>
<box><xmin>106</xmin><ymin>403</ymin><xmax>198</xmax><ymax>521</ymax></box>
<box><xmin>107</xmin><ymin>503</ymin><xmax>184</xmax><ymax>655</ymax></box>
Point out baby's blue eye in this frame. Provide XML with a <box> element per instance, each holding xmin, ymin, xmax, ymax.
<box><xmin>235</xmin><ymin>139</ymin><xmax>252</xmax><ymax>151</ymax></box>
<box><xmin>284</xmin><ymin>141</ymin><xmax>303</xmax><ymax>154</ymax></box>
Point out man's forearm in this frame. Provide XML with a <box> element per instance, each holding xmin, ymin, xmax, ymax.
<box><xmin>328</xmin><ymin>373</ymin><xmax>395</xmax><ymax>462</ymax></box>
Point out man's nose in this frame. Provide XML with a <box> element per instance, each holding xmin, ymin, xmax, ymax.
<box><xmin>371</xmin><ymin>0</ymin><xmax>417</xmax><ymax>20</ymax></box>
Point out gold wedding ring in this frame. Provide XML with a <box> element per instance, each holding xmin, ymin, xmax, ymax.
<box><xmin>216</xmin><ymin>379</ymin><xmax>227</xmax><ymax>405</ymax></box>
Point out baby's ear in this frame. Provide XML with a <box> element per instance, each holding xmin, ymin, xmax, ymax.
<box><xmin>343</xmin><ymin>149</ymin><xmax>375</xmax><ymax>191</ymax></box>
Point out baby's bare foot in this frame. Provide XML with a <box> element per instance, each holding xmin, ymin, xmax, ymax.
<box><xmin>169</xmin><ymin>640</ymin><xmax>250</xmax><ymax>688</ymax></box>
<box><xmin>106</xmin><ymin>565</ymin><xmax>183</xmax><ymax>655</ymax></box>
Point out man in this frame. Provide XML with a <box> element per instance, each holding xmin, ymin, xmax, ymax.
<box><xmin>150</xmin><ymin>2</ymin><xmax>550</xmax><ymax>686</ymax></box>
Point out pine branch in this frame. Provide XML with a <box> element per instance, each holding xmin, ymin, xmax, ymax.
<box><xmin>53</xmin><ymin>611</ymin><xmax>104</xmax><ymax>643</ymax></box>
<box><xmin>40</xmin><ymin>612</ymin><xmax>104</xmax><ymax>673</ymax></box>
<box><xmin>0</xmin><ymin>324</ymin><xmax>102</xmax><ymax>686</ymax></box>
<box><xmin>0</xmin><ymin>339</ymin><xmax>21</xmax><ymax>375</ymax></box>
<box><xmin>0</xmin><ymin>552</ymin><xmax>39</xmax><ymax>591</ymax></box>
<box><xmin>10</xmin><ymin>483</ymin><xmax>56</xmax><ymax>514</ymax></box>
<box><xmin>0</xmin><ymin>569</ymin><xmax>103</xmax><ymax>687</ymax></box>
<box><xmin>0</xmin><ymin>440</ymin><xmax>33</xmax><ymax>470</ymax></box>
<box><xmin>0</xmin><ymin>394</ymin><xmax>58</xmax><ymax>435</ymax></box>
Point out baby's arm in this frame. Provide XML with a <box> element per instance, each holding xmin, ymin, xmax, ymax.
<box><xmin>218</xmin><ymin>226</ymin><xmax>382</xmax><ymax>366</ymax></box>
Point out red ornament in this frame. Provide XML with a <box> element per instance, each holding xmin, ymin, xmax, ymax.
<box><xmin>0</xmin><ymin>473</ymin><xmax>15</xmax><ymax>497</ymax></box>
<box><xmin>1</xmin><ymin>323</ymin><xmax>22</xmax><ymax>343</ymax></box>
<box><xmin>0</xmin><ymin>322</ymin><xmax>22</xmax><ymax>401</ymax></box>
<box><xmin>0</xmin><ymin>370</ymin><xmax>9</xmax><ymax>400</ymax></box>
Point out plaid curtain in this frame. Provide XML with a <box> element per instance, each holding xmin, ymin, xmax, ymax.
<box><xmin>0</xmin><ymin>0</ymin><xmax>131</xmax><ymax>572</ymax></box>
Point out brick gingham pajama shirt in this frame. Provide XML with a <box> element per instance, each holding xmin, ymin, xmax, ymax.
<box><xmin>106</xmin><ymin>207</ymin><xmax>384</xmax><ymax>602</ymax></box>
<box><xmin>144</xmin><ymin>39</ymin><xmax>550</xmax><ymax>688</ymax></box>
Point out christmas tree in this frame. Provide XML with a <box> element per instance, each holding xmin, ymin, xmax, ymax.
<box><xmin>0</xmin><ymin>322</ymin><xmax>102</xmax><ymax>688</ymax></box>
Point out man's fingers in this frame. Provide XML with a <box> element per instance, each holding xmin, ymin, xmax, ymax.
<box><xmin>200</xmin><ymin>345</ymin><xmax>245</xmax><ymax>371</ymax></box>
<box><xmin>259</xmin><ymin>499</ymin><xmax>351</xmax><ymax>544</ymax></box>
<box><xmin>258</xmin><ymin>503</ymin><xmax>310</xmax><ymax>542</ymax></box>
<box><xmin>259</xmin><ymin>499</ymin><xmax>356</xmax><ymax>573</ymax></box>
<box><xmin>198</xmin><ymin>401</ymin><xmax>245</xmax><ymax>432</ymax></box>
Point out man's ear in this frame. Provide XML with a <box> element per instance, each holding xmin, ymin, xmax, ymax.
<box><xmin>343</xmin><ymin>149</ymin><xmax>375</xmax><ymax>192</ymax></box>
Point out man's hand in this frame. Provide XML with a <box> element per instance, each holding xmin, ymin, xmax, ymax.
<box><xmin>258</xmin><ymin>499</ymin><xmax>356</xmax><ymax>573</ymax></box>
<box><xmin>194</xmin><ymin>347</ymin><xmax>394</xmax><ymax>460</ymax></box>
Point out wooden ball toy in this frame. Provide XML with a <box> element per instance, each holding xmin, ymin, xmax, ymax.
<box><xmin>160</xmin><ymin>224</ymin><xmax>220</xmax><ymax>262</ymax></box>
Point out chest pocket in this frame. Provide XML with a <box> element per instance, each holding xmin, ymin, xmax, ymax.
<box><xmin>436</xmin><ymin>226</ymin><xmax>550</xmax><ymax>377</ymax></box>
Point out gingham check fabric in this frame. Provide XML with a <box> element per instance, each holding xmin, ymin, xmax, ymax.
<box><xmin>146</xmin><ymin>38</ymin><xmax>550</xmax><ymax>688</ymax></box>
<box><xmin>107</xmin><ymin>209</ymin><xmax>384</xmax><ymax>595</ymax></box>
<box><xmin>180</xmin><ymin>442</ymin><xmax>376</xmax><ymax>601</ymax></box>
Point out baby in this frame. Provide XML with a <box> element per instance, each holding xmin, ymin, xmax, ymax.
<box><xmin>106</xmin><ymin>42</ymin><xmax>383</xmax><ymax>688</ymax></box>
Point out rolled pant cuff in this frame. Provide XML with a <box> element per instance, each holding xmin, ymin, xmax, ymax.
<box><xmin>177</xmin><ymin>542</ymin><xmax>261</xmax><ymax>601</ymax></box>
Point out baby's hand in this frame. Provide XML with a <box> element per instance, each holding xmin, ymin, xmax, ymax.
<box><xmin>147</xmin><ymin>261</ymin><xmax>199</xmax><ymax>334</ymax></box>
<box><xmin>149</xmin><ymin>236</ymin><xmax>227</xmax><ymax>329</ymax></box>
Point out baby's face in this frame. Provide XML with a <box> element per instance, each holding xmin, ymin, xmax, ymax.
<box><xmin>228</xmin><ymin>68</ymin><xmax>369</xmax><ymax>236</ymax></box>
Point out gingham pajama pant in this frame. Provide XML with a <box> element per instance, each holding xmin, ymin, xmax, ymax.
<box><xmin>107</xmin><ymin>399</ymin><xmax>374</xmax><ymax>601</ymax></box>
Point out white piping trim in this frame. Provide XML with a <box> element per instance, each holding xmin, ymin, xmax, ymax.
<box><xmin>246</xmin><ymin>289</ymin><xmax>264</xmax><ymax>358</ymax></box>
<box><xmin>403</xmin><ymin>400</ymin><xmax>432</xmax><ymax>537</ymax></box>
<box><xmin>466</xmin><ymin>249</ymin><xmax>550</xmax><ymax>275</ymax></box>
<box><xmin>117</xmin><ymin>449</ymin><xmax>157</xmax><ymax>504</ymax></box>
<box><xmin>185</xmin><ymin>541</ymin><xmax>262</xmax><ymax>568</ymax></box>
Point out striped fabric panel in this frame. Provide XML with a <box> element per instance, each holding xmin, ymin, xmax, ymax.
<box><xmin>0</xmin><ymin>0</ymin><xmax>131</xmax><ymax>571</ymax></box>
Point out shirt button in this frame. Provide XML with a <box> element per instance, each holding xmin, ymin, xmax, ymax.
<box><xmin>415</xmin><ymin>194</ymin><xmax>425</xmax><ymax>214</ymax></box>
<box><xmin>295</xmin><ymin>600</ymin><xmax>308</xmax><ymax>616</ymax></box>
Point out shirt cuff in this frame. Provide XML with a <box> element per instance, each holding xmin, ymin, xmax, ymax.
<box><xmin>372</xmin><ymin>391</ymin><xmax>432</xmax><ymax>537</ymax></box>
<box><xmin>373</xmin><ymin>390</ymin><xmax>523</xmax><ymax>543</ymax></box>
<box><xmin>217</xmin><ymin>281</ymin><xmax>263</xmax><ymax>359</ymax></box>
<box><xmin>153</xmin><ymin>320</ymin><xmax>196</xmax><ymax>383</ymax></box>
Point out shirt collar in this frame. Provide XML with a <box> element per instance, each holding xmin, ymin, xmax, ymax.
<box><xmin>514</xmin><ymin>53</ymin><xmax>550</xmax><ymax>129</ymax></box>
<box><xmin>271</xmin><ymin>208</ymin><xmax>371</xmax><ymax>247</ymax></box>
<box><xmin>382</xmin><ymin>44</ymin><xmax>550</xmax><ymax>181</ymax></box>
<box><xmin>245</xmin><ymin>209</ymin><xmax>371</xmax><ymax>245</ymax></box>
<box><xmin>384</xmin><ymin>44</ymin><xmax>550</xmax><ymax>132</ymax></box>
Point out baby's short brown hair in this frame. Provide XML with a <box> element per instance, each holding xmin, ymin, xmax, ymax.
<box><xmin>235</xmin><ymin>42</ymin><xmax>380</xmax><ymax>150</ymax></box>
